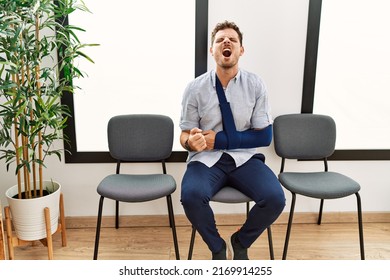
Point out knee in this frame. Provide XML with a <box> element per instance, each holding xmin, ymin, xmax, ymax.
<box><xmin>256</xmin><ymin>187</ymin><xmax>286</xmax><ymax>215</ymax></box>
<box><xmin>272</xmin><ymin>190</ymin><xmax>286</xmax><ymax>214</ymax></box>
<box><xmin>181</xmin><ymin>186</ymin><xmax>210</xmax><ymax>210</ymax></box>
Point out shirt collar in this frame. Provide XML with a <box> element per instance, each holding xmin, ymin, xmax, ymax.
<box><xmin>211</xmin><ymin>69</ymin><xmax>241</xmax><ymax>87</ymax></box>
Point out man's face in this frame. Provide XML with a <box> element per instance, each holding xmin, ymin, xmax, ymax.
<box><xmin>210</xmin><ymin>28</ymin><xmax>244</xmax><ymax>69</ymax></box>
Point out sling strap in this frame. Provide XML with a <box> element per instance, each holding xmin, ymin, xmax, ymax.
<box><xmin>214</xmin><ymin>73</ymin><xmax>273</xmax><ymax>150</ymax></box>
<box><xmin>215</xmin><ymin>74</ymin><xmax>240</xmax><ymax>148</ymax></box>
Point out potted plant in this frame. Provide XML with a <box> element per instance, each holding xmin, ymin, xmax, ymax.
<box><xmin>0</xmin><ymin>0</ymin><xmax>94</xmax><ymax>247</ymax></box>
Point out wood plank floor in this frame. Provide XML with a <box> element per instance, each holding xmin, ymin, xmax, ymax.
<box><xmin>5</xmin><ymin>220</ymin><xmax>390</xmax><ymax>260</ymax></box>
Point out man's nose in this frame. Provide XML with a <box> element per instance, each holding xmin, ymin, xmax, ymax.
<box><xmin>223</xmin><ymin>37</ymin><xmax>231</xmax><ymax>44</ymax></box>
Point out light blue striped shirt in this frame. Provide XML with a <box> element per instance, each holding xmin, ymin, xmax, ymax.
<box><xmin>179</xmin><ymin>69</ymin><xmax>273</xmax><ymax>167</ymax></box>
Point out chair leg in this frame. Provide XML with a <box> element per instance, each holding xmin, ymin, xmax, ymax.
<box><xmin>266</xmin><ymin>226</ymin><xmax>274</xmax><ymax>260</ymax></box>
<box><xmin>355</xmin><ymin>192</ymin><xmax>365</xmax><ymax>260</ymax></box>
<box><xmin>282</xmin><ymin>192</ymin><xmax>296</xmax><ymax>260</ymax></box>
<box><xmin>188</xmin><ymin>226</ymin><xmax>196</xmax><ymax>260</ymax></box>
<box><xmin>115</xmin><ymin>200</ymin><xmax>119</xmax><ymax>229</ymax></box>
<box><xmin>318</xmin><ymin>199</ymin><xmax>324</xmax><ymax>225</ymax></box>
<box><xmin>93</xmin><ymin>196</ymin><xmax>105</xmax><ymax>260</ymax></box>
<box><xmin>166</xmin><ymin>195</ymin><xmax>180</xmax><ymax>260</ymax></box>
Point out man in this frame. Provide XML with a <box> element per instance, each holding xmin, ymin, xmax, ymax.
<box><xmin>179</xmin><ymin>21</ymin><xmax>285</xmax><ymax>260</ymax></box>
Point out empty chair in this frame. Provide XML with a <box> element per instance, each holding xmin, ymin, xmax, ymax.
<box><xmin>93</xmin><ymin>114</ymin><xmax>180</xmax><ymax>260</ymax></box>
<box><xmin>273</xmin><ymin>113</ymin><xmax>364</xmax><ymax>260</ymax></box>
<box><xmin>187</xmin><ymin>186</ymin><xmax>274</xmax><ymax>260</ymax></box>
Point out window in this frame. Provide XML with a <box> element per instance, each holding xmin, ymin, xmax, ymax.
<box><xmin>302</xmin><ymin>0</ymin><xmax>390</xmax><ymax>160</ymax></box>
<box><xmin>60</xmin><ymin>0</ymin><xmax>208</xmax><ymax>163</ymax></box>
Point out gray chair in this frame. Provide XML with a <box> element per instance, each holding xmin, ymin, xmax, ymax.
<box><xmin>187</xmin><ymin>186</ymin><xmax>274</xmax><ymax>260</ymax></box>
<box><xmin>273</xmin><ymin>113</ymin><xmax>364</xmax><ymax>260</ymax></box>
<box><xmin>93</xmin><ymin>114</ymin><xmax>180</xmax><ymax>260</ymax></box>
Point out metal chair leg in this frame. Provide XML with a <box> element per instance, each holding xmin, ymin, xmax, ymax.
<box><xmin>355</xmin><ymin>192</ymin><xmax>365</xmax><ymax>260</ymax></box>
<box><xmin>266</xmin><ymin>226</ymin><xmax>274</xmax><ymax>260</ymax></box>
<box><xmin>115</xmin><ymin>200</ymin><xmax>119</xmax><ymax>229</ymax></box>
<box><xmin>282</xmin><ymin>192</ymin><xmax>296</xmax><ymax>260</ymax></box>
<box><xmin>166</xmin><ymin>195</ymin><xmax>180</xmax><ymax>260</ymax></box>
<box><xmin>188</xmin><ymin>226</ymin><xmax>196</xmax><ymax>260</ymax></box>
<box><xmin>93</xmin><ymin>196</ymin><xmax>105</xmax><ymax>260</ymax></box>
<box><xmin>283</xmin><ymin>192</ymin><xmax>364</xmax><ymax>260</ymax></box>
<box><xmin>318</xmin><ymin>199</ymin><xmax>324</xmax><ymax>225</ymax></box>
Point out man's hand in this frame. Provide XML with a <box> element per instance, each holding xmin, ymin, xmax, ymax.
<box><xmin>188</xmin><ymin>127</ymin><xmax>207</xmax><ymax>152</ymax></box>
<box><xmin>202</xmin><ymin>130</ymin><xmax>216</xmax><ymax>150</ymax></box>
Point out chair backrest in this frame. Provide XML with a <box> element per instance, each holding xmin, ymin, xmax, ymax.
<box><xmin>273</xmin><ymin>113</ymin><xmax>336</xmax><ymax>160</ymax></box>
<box><xmin>107</xmin><ymin>114</ymin><xmax>174</xmax><ymax>162</ymax></box>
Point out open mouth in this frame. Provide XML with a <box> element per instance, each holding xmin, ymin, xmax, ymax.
<box><xmin>223</xmin><ymin>49</ymin><xmax>232</xmax><ymax>57</ymax></box>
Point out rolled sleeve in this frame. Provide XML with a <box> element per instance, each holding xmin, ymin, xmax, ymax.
<box><xmin>251</xmin><ymin>77</ymin><xmax>273</xmax><ymax>129</ymax></box>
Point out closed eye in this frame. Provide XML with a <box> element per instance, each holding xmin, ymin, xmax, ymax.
<box><xmin>215</xmin><ymin>37</ymin><xmax>239</xmax><ymax>43</ymax></box>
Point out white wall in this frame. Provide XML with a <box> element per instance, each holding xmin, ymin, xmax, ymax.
<box><xmin>1</xmin><ymin>0</ymin><xmax>390</xmax><ymax>217</ymax></box>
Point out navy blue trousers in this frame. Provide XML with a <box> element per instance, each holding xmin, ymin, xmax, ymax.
<box><xmin>181</xmin><ymin>153</ymin><xmax>285</xmax><ymax>253</ymax></box>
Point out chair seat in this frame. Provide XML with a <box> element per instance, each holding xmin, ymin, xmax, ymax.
<box><xmin>278</xmin><ymin>171</ymin><xmax>360</xmax><ymax>199</ymax></box>
<box><xmin>97</xmin><ymin>174</ymin><xmax>176</xmax><ymax>202</ymax></box>
<box><xmin>212</xmin><ymin>187</ymin><xmax>251</xmax><ymax>203</ymax></box>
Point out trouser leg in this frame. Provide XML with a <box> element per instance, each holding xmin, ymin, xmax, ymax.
<box><xmin>181</xmin><ymin>153</ymin><xmax>285</xmax><ymax>252</ymax></box>
<box><xmin>228</xmin><ymin>155</ymin><xmax>286</xmax><ymax>248</ymax></box>
<box><xmin>181</xmin><ymin>156</ymin><xmax>232</xmax><ymax>253</ymax></box>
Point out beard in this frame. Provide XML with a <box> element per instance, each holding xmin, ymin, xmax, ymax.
<box><xmin>219</xmin><ymin>59</ymin><xmax>237</xmax><ymax>69</ymax></box>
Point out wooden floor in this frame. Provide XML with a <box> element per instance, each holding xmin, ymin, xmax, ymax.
<box><xmin>4</xmin><ymin>215</ymin><xmax>390</xmax><ymax>260</ymax></box>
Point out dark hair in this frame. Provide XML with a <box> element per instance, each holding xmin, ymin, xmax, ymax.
<box><xmin>211</xmin><ymin>20</ymin><xmax>243</xmax><ymax>46</ymax></box>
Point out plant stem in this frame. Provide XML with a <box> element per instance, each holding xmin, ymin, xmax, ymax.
<box><xmin>19</xmin><ymin>33</ymin><xmax>31</xmax><ymax>199</ymax></box>
<box><xmin>26</xmin><ymin>63</ymin><xmax>37</xmax><ymax>198</ymax></box>
<box><xmin>35</xmin><ymin>12</ymin><xmax>43</xmax><ymax>197</ymax></box>
<box><xmin>11</xmin><ymin>72</ymin><xmax>22</xmax><ymax>199</ymax></box>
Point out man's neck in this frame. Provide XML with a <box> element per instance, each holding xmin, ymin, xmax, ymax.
<box><xmin>216</xmin><ymin>67</ymin><xmax>238</xmax><ymax>88</ymax></box>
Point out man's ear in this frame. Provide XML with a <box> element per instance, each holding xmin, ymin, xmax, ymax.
<box><xmin>240</xmin><ymin>46</ymin><xmax>245</xmax><ymax>56</ymax></box>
